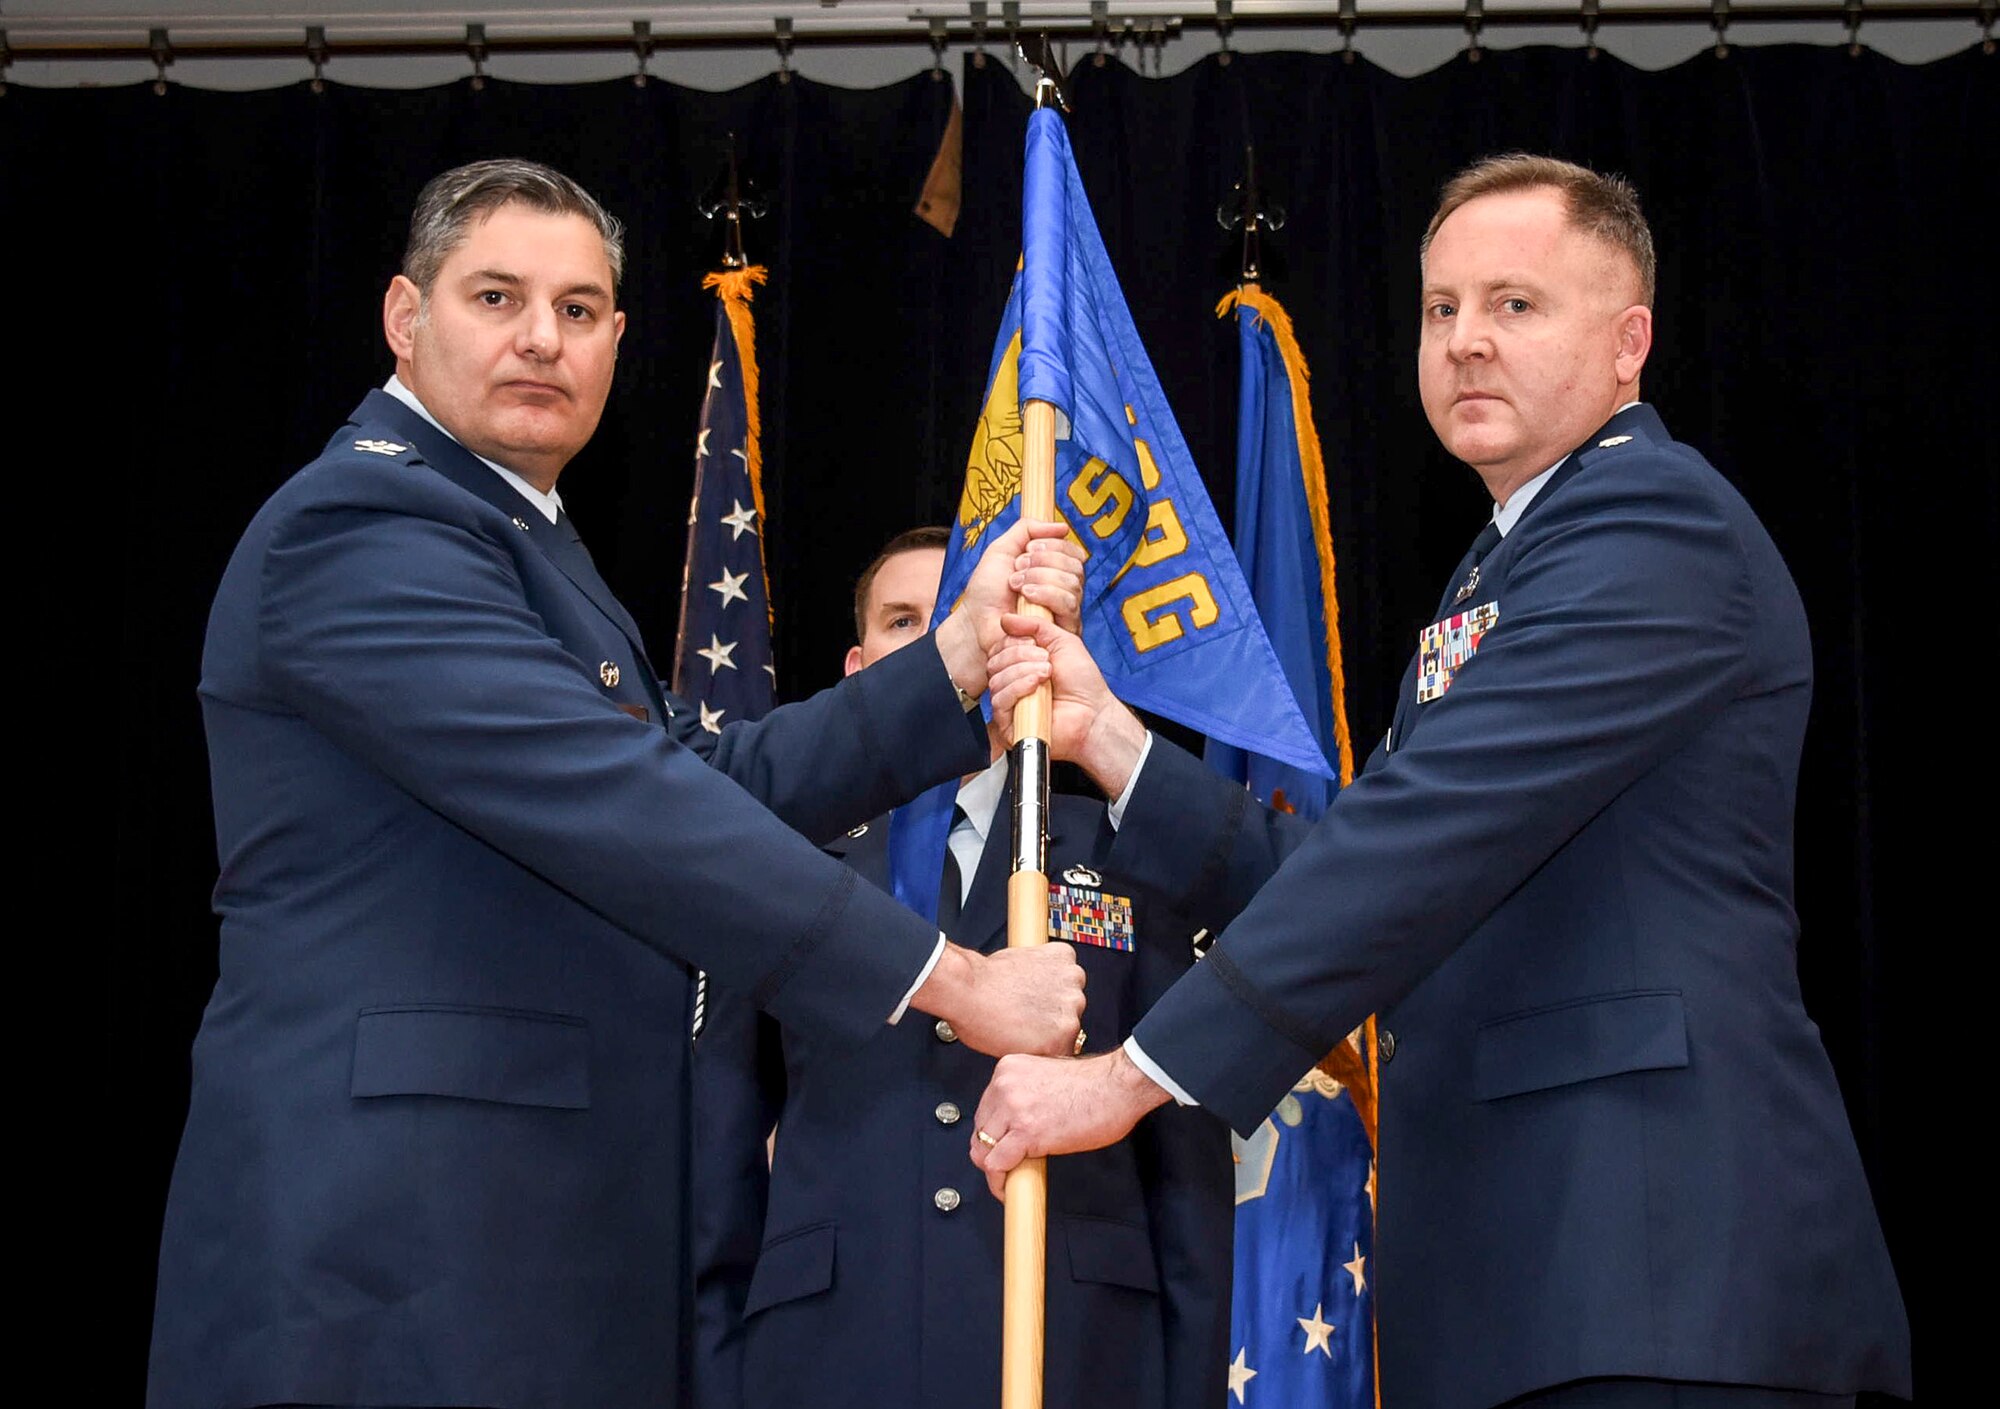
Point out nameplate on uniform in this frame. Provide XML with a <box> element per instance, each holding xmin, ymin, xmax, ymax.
<box><xmin>1048</xmin><ymin>883</ymin><xmax>1135</xmax><ymax>952</ymax></box>
<box><xmin>1417</xmin><ymin>601</ymin><xmax>1499</xmax><ymax>703</ymax></box>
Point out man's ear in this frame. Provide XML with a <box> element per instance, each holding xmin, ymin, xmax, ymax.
<box><xmin>843</xmin><ymin>645</ymin><xmax>864</xmax><ymax>677</ymax></box>
<box><xmin>383</xmin><ymin>275</ymin><xmax>423</xmax><ymax>360</ymax></box>
<box><xmin>614</xmin><ymin>309</ymin><xmax>628</xmax><ymax>345</ymax></box>
<box><xmin>1613</xmin><ymin>304</ymin><xmax>1653</xmax><ymax>387</ymax></box>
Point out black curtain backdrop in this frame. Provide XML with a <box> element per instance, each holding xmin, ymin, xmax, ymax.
<box><xmin>5</xmin><ymin>41</ymin><xmax>1986</xmax><ymax>1402</ymax></box>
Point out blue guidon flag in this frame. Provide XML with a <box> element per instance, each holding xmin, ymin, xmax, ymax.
<box><xmin>888</xmin><ymin>108</ymin><xmax>1332</xmax><ymax>926</ymax></box>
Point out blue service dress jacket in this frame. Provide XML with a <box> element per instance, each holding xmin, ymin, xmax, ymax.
<box><xmin>147</xmin><ymin>390</ymin><xmax>993</xmax><ymax>1409</ymax></box>
<box><xmin>1114</xmin><ymin>405</ymin><xmax>1911</xmax><ymax>1408</ymax></box>
<box><xmin>691</xmin><ymin>791</ymin><xmax>1234</xmax><ymax>1409</ymax></box>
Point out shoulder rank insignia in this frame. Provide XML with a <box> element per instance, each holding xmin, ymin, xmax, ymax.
<box><xmin>1596</xmin><ymin>434</ymin><xmax>1633</xmax><ymax>448</ymax></box>
<box><xmin>1049</xmin><ymin>880</ymin><xmax>1135</xmax><ymax>952</ymax></box>
<box><xmin>511</xmin><ymin>516</ymin><xmax>532</xmax><ymax>532</ymax></box>
<box><xmin>353</xmin><ymin>439</ymin><xmax>407</xmax><ymax>456</ymax></box>
<box><xmin>1417</xmin><ymin>600</ymin><xmax>1500</xmax><ymax>704</ymax></box>
<box><xmin>1062</xmin><ymin>864</ymin><xmax>1101</xmax><ymax>887</ymax></box>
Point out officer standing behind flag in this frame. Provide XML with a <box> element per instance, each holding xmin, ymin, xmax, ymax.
<box><xmin>692</xmin><ymin>527</ymin><xmax>1232</xmax><ymax>1409</ymax></box>
<box><xmin>147</xmin><ymin>158</ymin><xmax>1090</xmax><ymax>1409</ymax></box>
<box><xmin>970</xmin><ymin>155</ymin><xmax>1910</xmax><ymax>1409</ymax></box>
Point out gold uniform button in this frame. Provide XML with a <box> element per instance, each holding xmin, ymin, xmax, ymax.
<box><xmin>933</xmin><ymin>1187</ymin><xmax>962</xmax><ymax>1213</ymax></box>
<box><xmin>934</xmin><ymin>1101</ymin><xmax>962</xmax><ymax>1126</ymax></box>
<box><xmin>600</xmin><ymin>661</ymin><xmax>621</xmax><ymax>688</ymax></box>
<box><xmin>934</xmin><ymin>1019</ymin><xmax>958</xmax><ymax>1044</ymax></box>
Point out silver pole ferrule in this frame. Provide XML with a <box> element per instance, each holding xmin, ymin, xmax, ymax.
<box><xmin>1008</xmin><ymin>736</ymin><xmax>1050</xmax><ymax>875</ymax></box>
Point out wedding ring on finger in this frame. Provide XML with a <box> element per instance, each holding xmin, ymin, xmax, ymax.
<box><xmin>1073</xmin><ymin>1029</ymin><xmax>1088</xmax><ymax>1055</ymax></box>
<box><xmin>975</xmin><ymin>1129</ymin><xmax>1000</xmax><ymax>1148</ymax></box>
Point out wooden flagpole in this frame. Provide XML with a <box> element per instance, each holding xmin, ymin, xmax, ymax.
<box><xmin>1001</xmin><ymin>398</ymin><xmax>1058</xmax><ymax>1409</ymax></box>
<box><xmin>1003</xmin><ymin>44</ymin><xmax>1072</xmax><ymax>1408</ymax></box>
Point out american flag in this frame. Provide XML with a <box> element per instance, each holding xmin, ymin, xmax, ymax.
<box><xmin>673</xmin><ymin>265</ymin><xmax>776</xmax><ymax>736</ymax></box>
<box><xmin>676</xmin><ymin>266</ymin><xmax>776</xmax><ymax>1044</ymax></box>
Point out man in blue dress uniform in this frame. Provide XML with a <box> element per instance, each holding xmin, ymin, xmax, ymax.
<box><xmin>146</xmin><ymin>160</ymin><xmax>1089</xmax><ymax>1409</ymax></box>
<box><xmin>969</xmin><ymin>155</ymin><xmax>1912</xmax><ymax>1409</ymax></box>
<box><xmin>692</xmin><ymin>528</ymin><xmax>1233</xmax><ymax>1409</ymax></box>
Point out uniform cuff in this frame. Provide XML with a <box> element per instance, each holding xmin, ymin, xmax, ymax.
<box><xmin>1122</xmin><ymin>1034</ymin><xmax>1198</xmax><ymax>1106</ymax></box>
<box><xmin>889</xmin><ymin>933</ymin><xmax>949</xmax><ymax>1024</ymax></box>
<box><xmin>1103</xmin><ymin>731</ymin><xmax>1155</xmax><ymax>830</ymax></box>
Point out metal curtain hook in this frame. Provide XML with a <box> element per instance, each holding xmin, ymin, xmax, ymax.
<box><xmin>466</xmin><ymin>23</ymin><xmax>487</xmax><ymax>90</ymax></box>
<box><xmin>0</xmin><ymin>28</ymin><xmax>11</xmax><ymax>97</ymax></box>
<box><xmin>774</xmin><ymin>17</ymin><xmax>793</xmax><ymax>83</ymax></box>
<box><xmin>306</xmin><ymin>25</ymin><xmax>328</xmax><ymax>93</ymax></box>
<box><xmin>1581</xmin><ymin>0</ymin><xmax>1601</xmax><ymax>59</ymax></box>
<box><xmin>150</xmin><ymin>27</ymin><xmax>172</xmax><ymax>95</ymax></box>
<box><xmin>1711</xmin><ymin>0</ymin><xmax>1731</xmax><ymax>58</ymax></box>
<box><xmin>1845</xmin><ymin>0</ymin><xmax>1864</xmax><ymax>56</ymax></box>
<box><xmin>1340</xmin><ymin>0</ymin><xmax>1358</xmax><ymax>63</ymax></box>
<box><xmin>1092</xmin><ymin>0</ymin><xmax>1109</xmax><ymax>67</ymax></box>
<box><xmin>929</xmin><ymin>17</ymin><xmax>947</xmax><ymax>80</ymax></box>
<box><xmin>1217</xmin><ymin>0</ymin><xmax>1234</xmax><ymax>66</ymax></box>
<box><xmin>632</xmin><ymin>20</ymin><xmax>653</xmax><ymax>86</ymax></box>
<box><xmin>1465</xmin><ymin>0</ymin><xmax>1485</xmax><ymax>63</ymax></box>
<box><xmin>970</xmin><ymin>2</ymin><xmax>989</xmax><ymax>68</ymax></box>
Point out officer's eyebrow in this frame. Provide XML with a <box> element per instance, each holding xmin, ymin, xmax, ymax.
<box><xmin>876</xmin><ymin>597</ymin><xmax>929</xmax><ymax>624</ymax></box>
<box><xmin>462</xmin><ymin>269</ymin><xmax>611</xmax><ymax>302</ymax></box>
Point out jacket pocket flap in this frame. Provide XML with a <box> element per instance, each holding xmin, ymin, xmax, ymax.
<box><xmin>745</xmin><ymin>1223</ymin><xmax>837</xmax><ymax>1316</ymax></box>
<box><xmin>1473</xmin><ymin>990</ymin><xmax>1688</xmax><ymax>1102</ymax></box>
<box><xmin>1061</xmin><ymin>1215</ymin><xmax>1160</xmax><ymax>1293</ymax></box>
<box><xmin>351</xmin><ymin>1004</ymin><xmax>590</xmax><ymax>1109</ymax></box>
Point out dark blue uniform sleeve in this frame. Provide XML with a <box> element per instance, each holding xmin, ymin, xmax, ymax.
<box><xmin>668</xmin><ymin>637</ymin><xmax>989</xmax><ymax>847</ymax></box>
<box><xmin>1129</xmin><ymin>456</ymin><xmax>1757</xmax><ymax>1134</ymax></box>
<box><xmin>257</xmin><ymin>497</ymin><xmax>978</xmax><ymax>1046</ymax></box>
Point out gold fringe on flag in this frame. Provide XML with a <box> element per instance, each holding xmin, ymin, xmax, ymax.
<box><xmin>703</xmin><ymin>264</ymin><xmax>772</xmax><ymax>630</ymax></box>
<box><xmin>1214</xmin><ymin>285</ymin><xmax>1356</xmax><ymax>787</ymax></box>
<box><xmin>1216</xmin><ymin>284</ymin><xmax>1376</xmax><ymax>1147</ymax></box>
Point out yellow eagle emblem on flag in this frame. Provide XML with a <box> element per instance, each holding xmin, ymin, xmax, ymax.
<box><xmin>958</xmin><ymin>330</ymin><xmax>1024</xmax><ymax>553</ymax></box>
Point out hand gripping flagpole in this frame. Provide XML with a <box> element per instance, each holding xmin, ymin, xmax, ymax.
<box><xmin>1002</xmin><ymin>42</ymin><xmax>1070</xmax><ymax>1409</ymax></box>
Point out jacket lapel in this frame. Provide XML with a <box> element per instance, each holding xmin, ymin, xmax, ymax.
<box><xmin>1389</xmin><ymin>403</ymin><xmax>1661</xmax><ymax>755</ymax></box>
<box><xmin>351</xmin><ymin>390</ymin><xmax>666</xmax><ymax>717</ymax></box>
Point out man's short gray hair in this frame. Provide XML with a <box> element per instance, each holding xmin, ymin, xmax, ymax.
<box><xmin>401</xmin><ymin>158</ymin><xmax>626</xmax><ymax>295</ymax></box>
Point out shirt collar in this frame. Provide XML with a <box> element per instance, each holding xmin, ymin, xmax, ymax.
<box><xmin>953</xmin><ymin>753</ymin><xmax>1011</xmax><ymax>845</ymax></box>
<box><xmin>1492</xmin><ymin>399</ymin><xmax>1642</xmax><ymax>538</ymax></box>
<box><xmin>383</xmin><ymin>375</ymin><xmax>565</xmax><ymax>525</ymax></box>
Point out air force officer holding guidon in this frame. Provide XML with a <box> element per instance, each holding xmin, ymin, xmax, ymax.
<box><xmin>971</xmin><ymin>155</ymin><xmax>1911</xmax><ymax>1409</ymax></box>
<box><xmin>147</xmin><ymin>159</ymin><xmax>1088</xmax><ymax>1409</ymax></box>
<box><xmin>692</xmin><ymin>528</ymin><xmax>1232</xmax><ymax>1409</ymax></box>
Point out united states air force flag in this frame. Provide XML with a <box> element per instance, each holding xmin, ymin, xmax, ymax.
<box><xmin>674</xmin><ymin>265</ymin><xmax>777</xmax><ymax>736</ymax></box>
<box><xmin>1209</xmin><ymin>284</ymin><xmax>1376</xmax><ymax>1408</ymax></box>
<box><xmin>888</xmin><ymin>108</ymin><xmax>1331</xmax><ymax>924</ymax></box>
